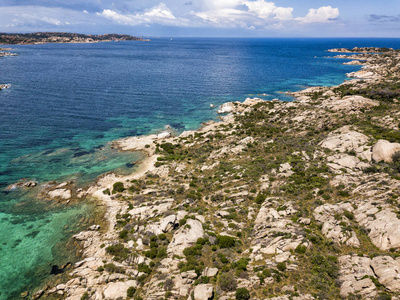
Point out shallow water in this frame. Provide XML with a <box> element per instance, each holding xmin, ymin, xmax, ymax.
<box><xmin>1</xmin><ymin>37</ymin><xmax>400</xmax><ymax>298</ymax></box>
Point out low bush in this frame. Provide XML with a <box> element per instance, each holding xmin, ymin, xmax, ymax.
<box><xmin>127</xmin><ymin>286</ymin><xmax>136</xmax><ymax>298</ymax></box>
<box><xmin>217</xmin><ymin>235</ymin><xmax>236</xmax><ymax>248</ymax></box>
<box><xmin>235</xmin><ymin>288</ymin><xmax>250</xmax><ymax>300</ymax></box>
<box><xmin>219</xmin><ymin>272</ymin><xmax>237</xmax><ymax>292</ymax></box>
<box><xmin>112</xmin><ymin>182</ymin><xmax>125</xmax><ymax>194</ymax></box>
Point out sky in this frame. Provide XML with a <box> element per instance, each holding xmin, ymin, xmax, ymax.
<box><xmin>0</xmin><ymin>0</ymin><xmax>399</xmax><ymax>37</ymax></box>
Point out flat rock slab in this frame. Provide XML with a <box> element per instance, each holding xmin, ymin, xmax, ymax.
<box><xmin>194</xmin><ymin>284</ymin><xmax>214</xmax><ymax>300</ymax></box>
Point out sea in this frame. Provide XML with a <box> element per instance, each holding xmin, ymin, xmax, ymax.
<box><xmin>0</xmin><ymin>37</ymin><xmax>399</xmax><ymax>299</ymax></box>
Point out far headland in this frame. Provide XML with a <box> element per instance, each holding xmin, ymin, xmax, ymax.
<box><xmin>0</xmin><ymin>32</ymin><xmax>150</xmax><ymax>45</ymax></box>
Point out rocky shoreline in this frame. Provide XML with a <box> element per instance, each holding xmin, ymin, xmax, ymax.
<box><xmin>19</xmin><ymin>46</ymin><xmax>400</xmax><ymax>299</ymax></box>
<box><xmin>0</xmin><ymin>32</ymin><xmax>149</xmax><ymax>45</ymax></box>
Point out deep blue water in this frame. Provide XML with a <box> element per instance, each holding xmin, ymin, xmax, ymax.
<box><xmin>0</xmin><ymin>37</ymin><xmax>399</xmax><ymax>298</ymax></box>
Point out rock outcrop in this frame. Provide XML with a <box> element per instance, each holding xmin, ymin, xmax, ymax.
<box><xmin>372</xmin><ymin>139</ymin><xmax>400</xmax><ymax>163</ymax></box>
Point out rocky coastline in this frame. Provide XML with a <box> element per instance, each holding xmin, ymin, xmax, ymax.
<box><xmin>18</xmin><ymin>47</ymin><xmax>400</xmax><ymax>299</ymax></box>
<box><xmin>0</xmin><ymin>32</ymin><xmax>149</xmax><ymax>45</ymax></box>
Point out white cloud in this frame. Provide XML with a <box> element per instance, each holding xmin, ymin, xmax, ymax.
<box><xmin>202</xmin><ymin>0</ymin><xmax>243</xmax><ymax>10</ymax></box>
<box><xmin>97</xmin><ymin>3</ymin><xmax>185</xmax><ymax>26</ymax></box>
<box><xmin>244</xmin><ymin>0</ymin><xmax>293</xmax><ymax>20</ymax></box>
<box><xmin>296</xmin><ymin>6</ymin><xmax>339</xmax><ymax>23</ymax></box>
<box><xmin>274</xmin><ymin>7</ymin><xmax>293</xmax><ymax>21</ymax></box>
<box><xmin>192</xmin><ymin>0</ymin><xmax>293</xmax><ymax>28</ymax></box>
<box><xmin>0</xmin><ymin>6</ymin><xmax>92</xmax><ymax>30</ymax></box>
<box><xmin>0</xmin><ymin>1</ymin><xmax>341</xmax><ymax>34</ymax></box>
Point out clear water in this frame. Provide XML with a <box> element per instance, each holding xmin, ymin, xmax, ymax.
<box><xmin>0</xmin><ymin>37</ymin><xmax>399</xmax><ymax>298</ymax></box>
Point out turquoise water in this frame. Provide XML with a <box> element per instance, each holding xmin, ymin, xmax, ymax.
<box><xmin>1</xmin><ymin>37</ymin><xmax>400</xmax><ymax>298</ymax></box>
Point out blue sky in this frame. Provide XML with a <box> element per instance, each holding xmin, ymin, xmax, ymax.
<box><xmin>0</xmin><ymin>0</ymin><xmax>399</xmax><ymax>37</ymax></box>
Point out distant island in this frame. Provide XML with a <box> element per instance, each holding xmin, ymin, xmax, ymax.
<box><xmin>0</xmin><ymin>32</ymin><xmax>149</xmax><ymax>45</ymax></box>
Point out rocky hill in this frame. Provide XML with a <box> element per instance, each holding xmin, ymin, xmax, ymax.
<box><xmin>28</xmin><ymin>47</ymin><xmax>400</xmax><ymax>300</ymax></box>
<box><xmin>0</xmin><ymin>32</ymin><xmax>149</xmax><ymax>45</ymax></box>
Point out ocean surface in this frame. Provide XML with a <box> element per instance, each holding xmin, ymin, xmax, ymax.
<box><xmin>0</xmin><ymin>37</ymin><xmax>399</xmax><ymax>298</ymax></box>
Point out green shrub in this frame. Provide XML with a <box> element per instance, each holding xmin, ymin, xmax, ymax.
<box><xmin>262</xmin><ymin>268</ymin><xmax>271</xmax><ymax>277</ymax></box>
<box><xmin>295</xmin><ymin>244</ymin><xmax>307</xmax><ymax>254</ymax></box>
<box><xmin>235</xmin><ymin>258</ymin><xmax>249</xmax><ymax>271</ymax></box>
<box><xmin>105</xmin><ymin>243</ymin><xmax>129</xmax><ymax>260</ymax></box>
<box><xmin>112</xmin><ymin>182</ymin><xmax>125</xmax><ymax>194</ymax></box>
<box><xmin>343</xmin><ymin>210</ymin><xmax>354</xmax><ymax>220</ymax></box>
<box><xmin>119</xmin><ymin>229</ymin><xmax>128</xmax><ymax>239</ymax></box>
<box><xmin>103</xmin><ymin>188</ymin><xmax>111</xmax><ymax>195</ymax></box>
<box><xmin>138</xmin><ymin>263</ymin><xmax>152</xmax><ymax>274</ymax></box>
<box><xmin>104</xmin><ymin>263</ymin><xmax>125</xmax><ymax>273</ymax></box>
<box><xmin>157</xmin><ymin>247</ymin><xmax>167</xmax><ymax>259</ymax></box>
<box><xmin>80</xmin><ymin>292</ymin><xmax>89</xmax><ymax>300</ymax></box>
<box><xmin>218</xmin><ymin>253</ymin><xmax>229</xmax><ymax>264</ymax></box>
<box><xmin>255</xmin><ymin>193</ymin><xmax>267</xmax><ymax>204</ymax></box>
<box><xmin>179</xmin><ymin>218</ymin><xmax>187</xmax><ymax>227</ymax></box>
<box><xmin>97</xmin><ymin>266</ymin><xmax>104</xmax><ymax>272</ymax></box>
<box><xmin>235</xmin><ymin>288</ymin><xmax>250</xmax><ymax>300</ymax></box>
<box><xmin>217</xmin><ymin>235</ymin><xmax>236</xmax><ymax>248</ymax></box>
<box><xmin>276</xmin><ymin>262</ymin><xmax>286</xmax><ymax>272</ymax></box>
<box><xmin>219</xmin><ymin>273</ymin><xmax>237</xmax><ymax>291</ymax></box>
<box><xmin>377</xmin><ymin>293</ymin><xmax>392</xmax><ymax>300</ymax></box>
<box><xmin>127</xmin><ymin>286</ymin><xmax>136</xmax><ymax>298</ymax></box>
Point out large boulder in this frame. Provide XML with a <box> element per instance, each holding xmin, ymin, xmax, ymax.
<box><xmin>102</xmin><ymin>280</ymin><xmax>137</xmax><ymax>299</ymax></box>
<box><xmin>217</xmin><ymin>102</ymin><xmax>235</xmax><ymax>114</ymax></box>
<box><xmin>194</xmin><ymin>284</ymin><xmax>214</xmax><ymax>300</ymax></box>
<box><xmin>167</xmin><ymin>219</ymin><xmax>204</xmax><ymax>255</ymax></box>
<box><xmin>160</xmin><ymin>214</ymin><xmax>177</xmax><ymax>232</ymax></box>
<box><xmin>372</xmin><ymin>140</ymin><xmax>400</xmax><ymax>163</ymax></box>
<box><xmin>323</xmin><ymin>95</ymin><xmax>379</xmax><ymax>112</ymax></box>
<box><xmin>319</xmin><ymin>126</ymin><xmax>371</xmax><ymax>161</ymax></box>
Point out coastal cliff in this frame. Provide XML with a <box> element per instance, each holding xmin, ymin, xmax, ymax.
<box><xmin>0</xmin><ymin>32</ymin><xmax>149</xmax><ymax>45</ymax></box>
<box><xmin>26</xmin><ymin>47</ymin><xmax>400</xmax><ymax>299</ymax></box>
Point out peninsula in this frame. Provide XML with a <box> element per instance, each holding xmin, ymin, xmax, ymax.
<box><xmin>19</xmin><ymin>47</ymin><xmax>400</xmax><ymax>300</ymax></box>
<box><xmin>0</xmin><ymin>32</ymin><xmax>149</xmax><ymax>45</ymax></box>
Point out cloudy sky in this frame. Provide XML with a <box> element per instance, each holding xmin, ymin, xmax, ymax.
<box><xmin>0</xmin><ymin>0</ymin><xmax>398</xmax><ymax>37</ymax></box>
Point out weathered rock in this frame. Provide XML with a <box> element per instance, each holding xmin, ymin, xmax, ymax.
<box><xmin>327</xmin><ymin>154</ymin><xmax>370</xmax><ymax>171</ymax></box>
<box><xmin>202</xmin><ymin>267</ymin><xmax>219</xmax><ymax>277</ymax></box>
<box><xmin>48</xmin><ymin>188</ymin><xmax>71</xmax><ymax>200</ymax></box>
<box><xmin>339</xmin><ymin>255</ymin><xmax>377</xmax><ymax>298</ymax></box>
<box><xmin>217</xmin><ymin>102</ymin><xmax>235</xmax><ymax>114</ymax></box>
<box><xmin>72</xmin><ymin>231</ymin><xmax>100</xmax><ymax>241</ymax></box>
<box><xmin>102</xmin><ymin>280</ymin><xmax>137</xmax><ymax>299</ymax></box>
<box><xmin>347</xmin><ymin>70</ymin><xmax>375</xmax><ymax>79</ymax></box>
<box><xmin>314</xmin><ymin>204</ymin><xmax>360</xmax><ymax>247</ymax></box>
<box><xmin>157</xmin><ymin>131</ymin><xmax>171</xmax><ymax>139</ymax></box>
<box><xmin>160</xmin><ymin>214</ymin><xmax>177</xmax><ymax>232</ymax></box>
<box><xmin>88</xmin><ymin>224</ymin><xmax>100</xmax><ymax>231</ymax></box>
<box><xmin>32</xmin><ymin>290</ymin><xmax>44</xmax><ymax>300</ymax></box>
<box><xmin>371</xmin><ymin>256</ymin><xmax>400</xmax><ymax>292</ymax></box>
<box><xmin>194</xmin><ymin>284</ymin><xmax>214</xmax><ymax>300</ymax></box>
<box><xmin>298</xmin><ymin>218</ymin><xmax>311</xmax><ymax>225</ymax></box>
<box><xmin>372</xmin><ymin>139</ymin><xmax>400</xmax><ymax>163</ymax></box>
<box><xmin>355</xmin><ymin>206</ymin><xmax>400</xmax><ymax>250</ymax></box>
<box><xmin>128</xmin><ymin>199</ymin><xmax>174</xmax><ymax>220</ymax></box>
<box><xmin>167</xmin><ymin>219</ymin><xmax>204</xmax><ymax>255</ymax></box>
<box><xmin>320</xmin><ymin>126</ymin><xmax>371</xmax><ymax>161</ymax></box>
<box><xmin>322</xmin><ymin>95</ymin><xmax>379</xmax><ymax>112</ymax></box>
